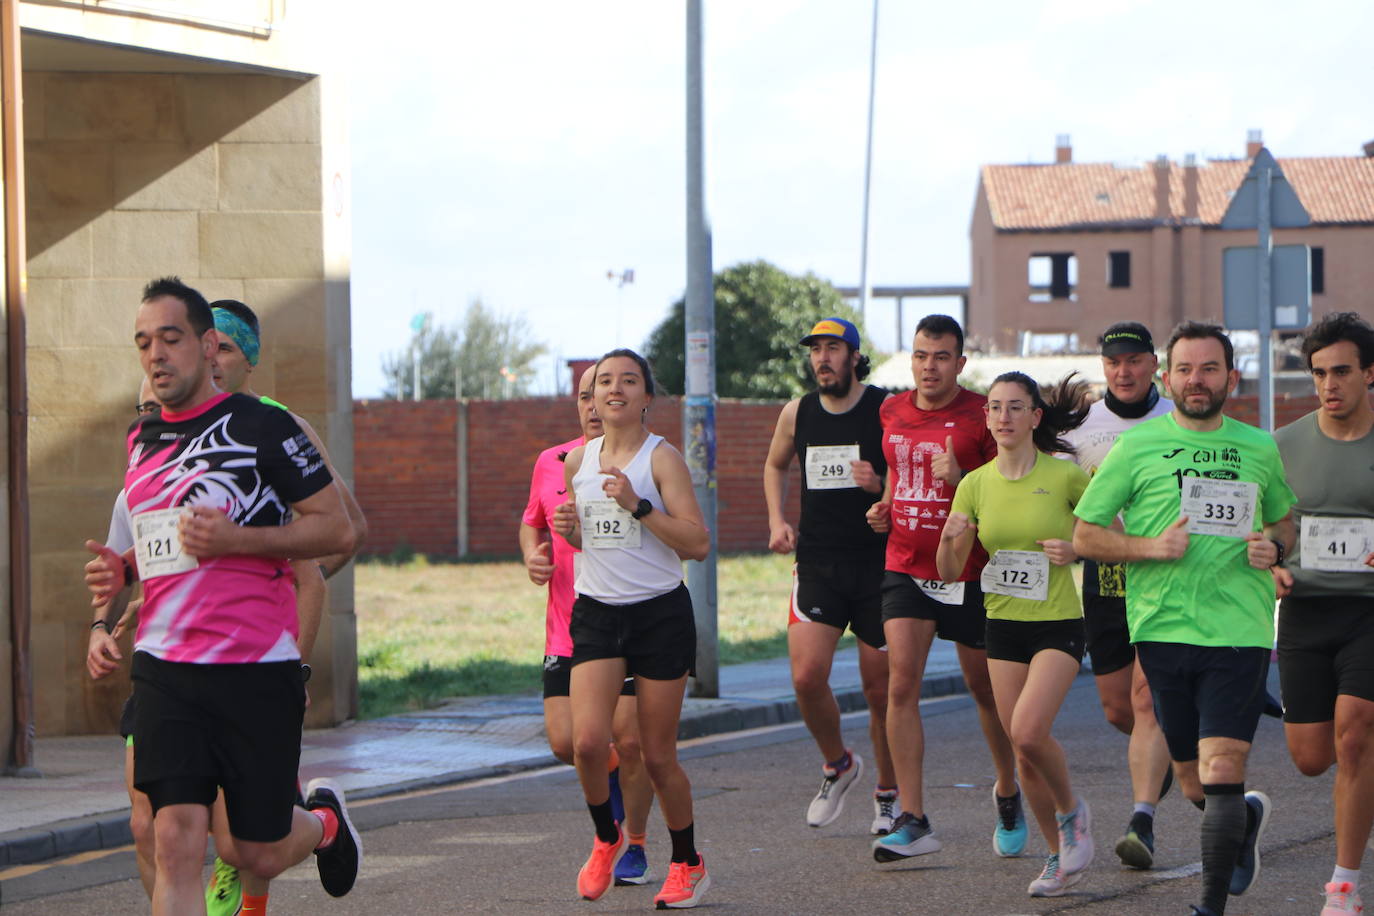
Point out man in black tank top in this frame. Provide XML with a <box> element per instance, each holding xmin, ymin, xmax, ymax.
<box><xmin>764</xmin><ymin>318</ymin><xmax>898</xmax><ymax>834</ymax></box>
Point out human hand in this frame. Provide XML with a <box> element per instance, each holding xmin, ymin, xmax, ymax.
<box><xmin>1037</xmin><ymin>538</ymin><xmax>1077</xmax><ymax>566</ymax></box>
<box><xmin>941</xmin><ymin>511</ymin><xmax>975</xmax><ymax>542</ymax></box>
<box><xmin>1244</xmin><ymin>531</ymin><xmax>1278</xmax><ymax>570</ymax></box>
<box><xmin>931</xmin><ymin>436</ymin><xmax>962</xmax><ymax>487</ymax></box>
<box><xmin>84</xmin><ymin>539</ymin><xmax>124</xmax><ymax>609</ymax></box>
<box><xmin>601</xmin><ymin>466</ymin><xmax>639</xmax><ymax>512</ymax></box>
<box><xmin>850</xmin><ymin>460</ymin><xmax>881</xmax><ymax>494</ymax></box>
<box><xmin>525</xmin><ymin>541</ymin><xmax>554</xmax><ymax>585</ymax></box>
<box><xmin>866</xmin><ymin>501</ymin><xmax>891</xmax><ymax>534</ymax></box>
<box><xmin>1152</xmin><ymin>517</ymin><xmax>1190</xmax><ymax>560</ymax></box>
<box><xmin>178</xmin><ymin>506</ymin><xmax>241</xmax><ymax>558</ymax></box>
<box><xmin>86</xmin><ymin>626</ymin><xmax>122</xmax><ymax>680</ymax></box>
<box><xmin>768</xmin><ymin>520</ymin><xmax>797</xmax><ymax>553</ymax></box>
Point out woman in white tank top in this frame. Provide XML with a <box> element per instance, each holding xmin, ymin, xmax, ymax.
<box><xmin>552</xmin><ymin>349</ymin><xmax>713</xmax><ymax>908</ymax></box>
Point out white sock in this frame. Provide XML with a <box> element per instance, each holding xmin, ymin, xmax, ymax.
<box><xmin>1331</xmin><ymin>865</ymin><xmax>1360</xmax><ymax>890</ymax></box>
<box><xmin>1133</xmin><ymin>802</ymin><xmax>1156</xmax><ymax>818</ymax></box>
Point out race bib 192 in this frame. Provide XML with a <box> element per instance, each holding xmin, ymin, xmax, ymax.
<box><xmin>583</xmin><ymin>500</ymin><xmax>641</xmax><ymax>549</ymax></box>
<box><xmin>1180</xmin><ymin>479</ymin><xmax>1257</xmax><ymax>538</ymax></box>
<box><xmin>981</xmin><ymin>550</ymin><xmax>1049</xmax><ymax>601</ymax></box>
<box><xmin>132</xmin><ymin>508</ymin><xmax>200</xmax><ymax>580</ymax></box>
<box><xmin>805</xmin><ymin>444</ymin><xmax>860</xmax><ymax>490</ymax></box>
<box><xmin>1302</xmin><ymin>516</ymin><xmax>1374</xmax><ymax>573</ymax></box>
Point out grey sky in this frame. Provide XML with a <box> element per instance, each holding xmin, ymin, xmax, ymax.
<box><xmin>349</xmin><ymin>0</ymin><xmax>1373</xmax><ymax>397</ymax></box>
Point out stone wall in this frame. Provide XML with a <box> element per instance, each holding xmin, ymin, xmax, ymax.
<box><xmin>24</xmin><ymin>70</ymin><xmax>354</xmax><ymax>734</ymax></box>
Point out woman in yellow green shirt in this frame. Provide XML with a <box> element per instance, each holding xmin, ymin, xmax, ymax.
<box><xmin>936</xmin><ymin>371</ymin><xmax>1093</xmax><ymax>899</ymax></box>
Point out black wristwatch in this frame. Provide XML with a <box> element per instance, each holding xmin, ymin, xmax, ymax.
<box><xmin>300</xmin><ymin>663</ymin><xmax>313</xmax><ymax>683</ymax></box>
<box><xmin>1268</xmin><ymin>538</ymin><xmax>1286</xmax><ymax>568</ymax></box>
<box><xmin>631</xmin><ymin>498</ymin><xmax>653</xmax><ymax>520</ymax></box>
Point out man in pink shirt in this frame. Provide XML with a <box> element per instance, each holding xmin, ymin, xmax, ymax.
<box><xmin>519</xmin><ymin>365</ymin><xmax>654</xmax><ymax>886</ymax></box>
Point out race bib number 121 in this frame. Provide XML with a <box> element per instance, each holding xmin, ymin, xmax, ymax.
<box><xmin>132</xmin><ymin>508</ymin><xmax>200</xmax><ymax>580</ymax></box>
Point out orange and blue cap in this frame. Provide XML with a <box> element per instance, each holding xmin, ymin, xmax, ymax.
<box><xmin>800</xmin><ymin>317</ymin><xmax>860</xmax><ymax>349</ymax></box>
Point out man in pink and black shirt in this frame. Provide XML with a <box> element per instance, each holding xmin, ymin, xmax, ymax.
<box><xmin>85</xmin><ymin>277</ymin><xmax>359</xmax><ymax>913</ymax></box>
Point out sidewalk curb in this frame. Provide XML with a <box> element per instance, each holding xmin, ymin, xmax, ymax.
<box><xmin>0</xmin><ymin>673</ymin><xmax>975</xmax><ymax>869</ymax></box>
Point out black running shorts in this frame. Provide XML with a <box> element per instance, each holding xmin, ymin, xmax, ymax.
<box><xmin>571</xmin><ymin>583</ymin><xmax>697</xmax><ymax>681</ymax></box>
<box><xmin>131</xmin><ymin>651</ymin><xmax>305</xmax><ymax>843</ymax></box>
<box><xmin>984</xmin><ymin>617</ymin><xmax>1086</xmax><ymax>665</ymax></box>
<box><xmin>542</xmin><ymin>654</ymin><xmax>635</xmax><ymax>699</ymax></box>
<box><xmin>1135</xmin><ymin>642</ymin><xmax>1270</xmax><ymax>763</ymax></box>
<box><xmin>1278</xmin><ymin>595</ymin><xmax>1374</xmax><ymax>724</ymax></box>
<box><xmin>1082</xmin><ymin>594</ymin><xmax>1135</xmax><ymax>676</ymax></box>
<box><xmin>880</xmin><ymin>572</ymin><xmax>987</xmax><ymax>649</ymax></box>
<box><xmin>788</xmin><ymin>557</ymin><xmax>887</xmax><ymax>649</ymax></box>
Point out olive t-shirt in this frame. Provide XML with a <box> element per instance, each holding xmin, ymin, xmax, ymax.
<box><xmin>951</xmin><ymin>452</ymin><xmax>1089</xmax><ymax>622</ymax></box>
<box><xmin>1074</xmin><ymin>413</ymin><xmax>1295</xmax><ymax>648</ymax></box>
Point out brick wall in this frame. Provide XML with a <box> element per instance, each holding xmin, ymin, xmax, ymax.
<box><xmin>354</xmin><ymin>392</ymin><xmax>1329</xmax><ymax>559</ymax></box>
<box><xmin>355</xmin><ymin>397</ymin><xmax>800</xmax><ymax>558</ymax></box>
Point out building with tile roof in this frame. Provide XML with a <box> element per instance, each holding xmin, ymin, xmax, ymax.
<box><xmin>968</xmin><ymin>132</ymin><xmax>1374</xmax><ymax>353</ymax></box>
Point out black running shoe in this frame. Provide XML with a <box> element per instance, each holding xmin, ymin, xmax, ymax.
<box><xmin>1229</xmin><ymin>790</ymin><xmax>1271</xmax><ymax>896</ymax></box>
<box><xmin>1115</xmin><ymin>810</ymin><xmax>1155</xmax><ymax>869</ymax></box>
<box><xmin>305</xmin><ymin>777</ymin><xmax>362</xmax><ymax>897</ymax></box>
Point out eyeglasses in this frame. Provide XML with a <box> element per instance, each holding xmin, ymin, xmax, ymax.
<box><xmin>136</xmin><ymin>401</ymin><xmax>160</xmax><ymax>416</ymax></box>
<box><xmin>984</xmin><ymin>403</ymin><xmax>1029</xmax><ymax>416</ymax></box>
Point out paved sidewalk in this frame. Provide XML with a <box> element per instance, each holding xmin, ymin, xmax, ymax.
<box><xmin>0</xmin><ymin>642</ymin><xmax>971</xmax><ymax>868</ymax></box>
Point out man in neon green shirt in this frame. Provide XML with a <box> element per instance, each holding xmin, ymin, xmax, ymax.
<box><xmin>1073</xmin><ymin>322</ymin><xmax>1295</xmax><ymax>916</ymax></box>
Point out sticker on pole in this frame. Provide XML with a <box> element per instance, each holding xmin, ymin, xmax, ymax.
<box><xmin>686</xmin><ymin>331</ymin><xmax>711</xmax><ymax>395</ymax></box>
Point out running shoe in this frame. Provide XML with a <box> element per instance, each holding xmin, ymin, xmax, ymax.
<box><xmin>577</xmin><ymin>826</ymin><xmax>626</xmax><ymax>901</ymax></box>
<box><xmin>615</xmin><ymin>843</ymin><xmax>652</xmax><ymax>886</ymax></box>
<box><xmin>806</xmin><ymin>750</ymin><xmax>864</xmax><ymax>827</ymax></box>
<box><xmin>994</xmin><ymin>787</ymin><xmax>1028</xmax><ymax>857</ymax></box>
<box><xmin>205</xmin><ymin>856</ymin><xmax>242</xmax><ymax>916</ymax></box>
<box><xmin>1056</xmin><ymin>797</ymin><xmax>1094</xmax><ymax>876</ymax></box>
<box><xmin>1322</xmin><ymin>880</ymin><xmax>1363</xmax><ymax>914</ymax></box>
<box><xmin>1115</xmin><ymin>810</ymin><xmax>1155</xmax><ymax>870</ymax></box>
<box><xmin>1028</xmin><ymin>853</ymin><xmax>1082</xmax><ymax>897</ymax></box>
<box><xmin>304</xmin><ymin>777</ymin><xmax>362</xmax><ymax>898</ymax></box>
<box><xmin>1230</xmin><ymin>790</ymin><xmax>1271</xmax><ymax>896</ymax></box>
<box><xmin>653</xmin><ymin>856</ymin><xmax>709</xmax><ymax>909</ymax></box>
<box><xmin>1189</xmin><ymin>907</ymin><xmax>1219</xmax><ymax>915</ymax></box>
<box><xmin>871</xmin><ymin>790</ymin><xmax>899</xmax><ymax>835</ymax></box>
<box><xmin>872</xmin><ymin>812</ymin><xmax>942</xmax><ymax>862</ymax></box>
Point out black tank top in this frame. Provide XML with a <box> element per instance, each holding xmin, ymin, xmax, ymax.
<box><xmin>793</xmin><ymin>385</ymin><xmax>888</xmax><ymax>563</ymax></box>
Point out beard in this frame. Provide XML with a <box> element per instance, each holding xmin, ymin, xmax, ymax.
<box><xmin>1175</xmin><ymin>385</ymin><xmax>1226</xmax><ymax>420</ymax></box>
<box><xmin>817</xmin><ymin>371</ymin><xmax>854</xmax><ymax>398</ymax></box>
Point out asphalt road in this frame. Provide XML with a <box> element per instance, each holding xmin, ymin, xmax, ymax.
<box><xmin>1</xmin><ymin>670</ymin><xmax>1344</xmax><ymax>915</ymax></box>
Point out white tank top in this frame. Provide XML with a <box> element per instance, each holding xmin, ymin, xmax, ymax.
<box><xmin>572</xmin><ymin>433</ymin><xmax>683</xmax><ymax>604</ymax></box>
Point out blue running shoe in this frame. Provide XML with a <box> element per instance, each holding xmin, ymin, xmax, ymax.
<box><xmin>1230</xmin><ymin>790</ymin><xmax>1271</xmax><ymax>896</ymax></box>
<box><xmin>872</xmin><ymin>812</ymin><xmax>942</xmax><ymax>862</ymax></box>
<box><xmin>615</xmin><ymin>843</ymin><xmax>652</xmax><ymax>886</ymax></box>
<box><xmin>994</xmin><ymin>787</ymin><xmax>1028</xmax><ymax>857</ymax></box>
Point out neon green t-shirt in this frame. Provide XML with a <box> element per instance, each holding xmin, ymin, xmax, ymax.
<box><xmin>951</xmin><ymin>451</ymin><xmax>1089</xmax><ymax>622</ymax></box>
<box><xmin>1074</xmin><ymin>412</ymin><xmax>1296</xmax><ymax>648</ymax></box>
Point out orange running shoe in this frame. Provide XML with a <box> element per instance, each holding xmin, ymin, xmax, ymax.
<box><xmin>653</xmin><ymin>856</ymin><xmax>710</xmax><ymax>909</ymax></box>
<box><xmin>576</xmin><ymin>827</ymin><xmax>626</xmax><ymax>901</ymax></box>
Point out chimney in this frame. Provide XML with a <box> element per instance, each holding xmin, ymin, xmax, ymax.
<box><xmin>1363</xmin><ymin>138</ymin><xmax>1374</xmax><ymax>158</ymax></box>
<box><xmin>1153</xmin><ymin>154</ymin><xmax>1171</xmax><ymax>221</ymax></box>
<box><xmin>1246</xmin><ymin>128</ymin><xmax>1263</xmax><ymax>159</ymax></box>
<box><xmin>1055</xmin><ymin>133</ymin><xmax>1072</xmax><ymax>164</ymax></box>
<box><xmin>1182</xmin><ymin>152</ymin><xmax>1199</xmax><ymax>220</ymax></box>
<box><xmin>568</xmin><ymin>358</ymin><xmax>596</xmax><ymax>394</ymax></box>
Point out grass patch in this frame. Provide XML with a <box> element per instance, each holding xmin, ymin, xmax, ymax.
<box><xmin>355</xmin><ymin>551</ymin><xmax>805</xmax><ymax>718</ymax></box>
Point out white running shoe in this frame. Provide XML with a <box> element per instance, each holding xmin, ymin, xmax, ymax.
<box><xmin>806</xmin><ymin>751</ymin><xmax>864</xmax><ymax>827</ymax></box>
<box><xmin>1322</xmin><ymin>880</ymin><xmax>1363</xmax><ymax>915</ymax></box>
<box><xmin>1056</xmin><ymin>797</ymin><xmax>1094</xmax><ymax>877</ymax></box>
<box><xmin>871</xmin><ymin>791</ymin><xmax>899</xmax><ymax>835</ymax></box>
<box><xmin>1028</xmin><ymin>853</ymin><xmax>1083</xmax><ymax>897</ymax></box>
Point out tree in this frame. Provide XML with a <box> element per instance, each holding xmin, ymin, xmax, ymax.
<box><xmin>382</xmin><ymin>300</ymin><xmax>548</xmax><ymax>399</ymax></box>
<box><xmin>644</xmin><ymin>260</ymin><xmax>867</xmax><ymax>399</ymax></box>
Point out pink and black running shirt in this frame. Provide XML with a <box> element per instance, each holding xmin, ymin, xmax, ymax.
<box><xmin>124</xmin><ymin>392</ymin><xmax>332</xmax><ymax>664</ymax></box>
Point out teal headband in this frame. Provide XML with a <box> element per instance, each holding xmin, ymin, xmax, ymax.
<box><xmin>212</xmin><ymin>308</ymin><xmax>260</xmax><ymax>366</ymax></box>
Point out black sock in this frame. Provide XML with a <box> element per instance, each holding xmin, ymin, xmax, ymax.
<box><xmin>669</xmin><ymin>823</ymin><xmax>700</xmax><ymax>866</ymax></box>
<box><xmin>588</xmin><ymin>800</ymin><xmax>619</xmax><ymax>844</ymax></box>
<box><xmin>1200</xmin><ymin>783</ymin><xmax>1246</xmax><ymax>914</ymax></box>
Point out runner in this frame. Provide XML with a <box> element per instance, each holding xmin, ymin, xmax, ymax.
<box><xmin>199</xmin><ymin>298</ymin><xmax>368</xmax><ymax>914</ymax></box>
<box><xmin>936</xmin><ymin>371</ymin><xmax>1095</xmax><ymax>897</ymax></box>
<box><xmin>520</xmin><ymin>364</ymin><xmax>655</xmax><ymax>886</ymax></box>
<box><xmin>1062</xmin><ymin>322</ymin><xmax>1175</xmax><ymax>869</ymax></box>
<box><xmin>762</xmin><ymin>317</ymin><xmax>897</xmax><ymax>833</ymax></box>
<box><xmin>551</xmin><ymin>349</ymin><xmax>711</xmax><ymax>908</ymax></box>
<box><xmin>866</xmin><ymin>314</ymin><xmax>1020</xmax><ymax>863</ymax></box>
<box><xmin>1074</xmin><ymin>321</ymin><xmax>1295</xmax><ymax>916</ymax></box>
<box><xmin>84</xmin><ymin>277</ymin><xmax>361</xmax><ymax>915</ymax></box>
<box><xmin>1271</xmin><ymin>312</ymin><xmax>1374</xmax><ymax>916</ymax></box>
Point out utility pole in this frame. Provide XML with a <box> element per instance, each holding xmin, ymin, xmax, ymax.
<box><xmin>857</xmin><ymin>0</ymin><xmax>879</xmax><ymax>323</ymax></box>
<box><xmin>685</xmin><ymin>0</ymin><xmax>718</xmax><ymax>696</ymax></box>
